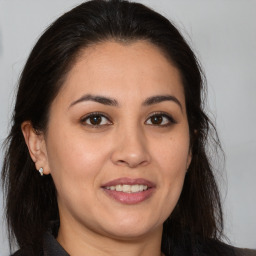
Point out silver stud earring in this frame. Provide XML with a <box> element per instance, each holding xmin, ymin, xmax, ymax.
<box><xmin>39</xmin><ymin>167</ymin><xmax>44</xmax><ymax>176</ymax></box>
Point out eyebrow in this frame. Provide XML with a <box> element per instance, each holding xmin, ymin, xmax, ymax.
<box><xmin>69</xmin><ymin>93</ymin><xmax>182</xmax><ymax>111</ymax></box>
<box><xmin>143</xmin><ymin>95</ymin><xmax>182</xmax><ymax>111</ymax></box>
<box><xmin>69</xmin><ymin>94</ymin><xmax>118</xmax><ymax>108</ymax></box>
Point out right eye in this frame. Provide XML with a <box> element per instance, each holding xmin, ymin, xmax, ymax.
<box><xmin>80</xmin><ymin>112</ymin><xmax>112</xmax><ymax>127</ymax></box>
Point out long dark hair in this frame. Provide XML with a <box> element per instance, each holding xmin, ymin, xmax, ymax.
<box><xmin>2</xmin><ymin>0</ymin><xmax>226</xmax><ymax>255</ymax></box>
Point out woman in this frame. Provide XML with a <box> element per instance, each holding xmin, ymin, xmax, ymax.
<box><xmin>1</xmin><ymin>0</ymin><xmax>253</xmax><ymax>255</ymax></box>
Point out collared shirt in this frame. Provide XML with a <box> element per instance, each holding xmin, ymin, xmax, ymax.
<box><xmin>42</xmin><ymin>231</ymin><xmax>69</xmax><ymax>256</ymax></box>
<box><xmin>12</xmin><ymin>222</ymin><xmax>69</xmax><ymax>256</ymax></box>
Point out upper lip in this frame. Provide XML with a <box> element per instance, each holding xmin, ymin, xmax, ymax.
<box><xmin>101</xmin><ymin>177</ymin><xmax>155</xmax><ymax>188</ymax></box>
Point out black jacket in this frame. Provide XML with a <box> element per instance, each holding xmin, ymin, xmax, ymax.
<box><xmin>12</xmin><ymin>222</ymin><xmax>256</xmax><ymax>256</ymax></box>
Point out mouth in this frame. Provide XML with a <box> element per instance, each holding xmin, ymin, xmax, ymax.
<box><xmin>104</xmin><ymin>184</ymin><xmax>148</xmax><ymax>193</ymax></box>
<box><xmin>101</xmin><ymin>178</ymin><xmax>155</xmax><ymax>204</ymax></box>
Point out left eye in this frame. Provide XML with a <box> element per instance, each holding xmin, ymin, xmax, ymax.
<box><xmin>81</xmin><ymin>113</ymin><xmax>111</xmax><ymax>126</ymax></box>
<box><xmin>145</xmin><ymin>113</ymin><xmax>175</xmax><ymax>126</ymax></box>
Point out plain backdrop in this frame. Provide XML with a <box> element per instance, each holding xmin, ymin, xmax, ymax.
<box><xmin>0</xmin><ymin>0</ymin><xmax>255</xmax><ymax>254</ymax></box>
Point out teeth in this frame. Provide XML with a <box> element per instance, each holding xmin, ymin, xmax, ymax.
<box><xmin>116</xmin><ymin>185</ymin><xmax>122</xmax><ymax>192</ymax></box>
<box><xmin>105</xmin><ymin>184</ymin><xmax>148</xmax><ymax>193</ymax></box>
<box><xmin>131</xmin><ymin>184</ymin><xmax>139</xmax><ymax>193</ymax></box>
<box><xmin>123</xmin><ymin>185</ymin><xmax>130</xmax><ymax>192</ymax></box>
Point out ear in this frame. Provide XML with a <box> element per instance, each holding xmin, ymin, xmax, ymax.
<box><xmin>21</xmin><ymin>121</ymin><xmax>51</xmax><ymax>175</ymax></box>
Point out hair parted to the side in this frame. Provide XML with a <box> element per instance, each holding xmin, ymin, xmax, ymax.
<box><xmin>2</xmin><ymin>0</ymin><xmax>224</xmax><ymax>255</ymax></box>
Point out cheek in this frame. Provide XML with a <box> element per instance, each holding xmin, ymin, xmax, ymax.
<box><xmin>47</xmin><ymin>124</ymin><xmax>107</xmax><ymax>169</ymax></box>
<box><xmin>154</xmin><ymin>133</ymin><xmax>190</xmax><ymax>176</ymax></box>
<box><xmin>151</xmin><ymin>133</ymin><xmax>189</xmax><ymax>214</ymax></box>
<box><xmin>45</xmin><ymin>131</ymin><xmax>108</xmax><ymax>218</ymax></box>
<box><xmin>45</xmin><ymin>126</ymin><xmax>110</xmax><ymax>196</ymax></box>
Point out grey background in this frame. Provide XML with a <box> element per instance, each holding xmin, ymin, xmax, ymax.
<box><xmin>0</xmin><ymin>0</ymin><xmax>255</xmax><ymax>254</ymax></box>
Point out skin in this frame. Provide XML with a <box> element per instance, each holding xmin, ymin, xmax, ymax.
<box><xmin>22</xmin><ymin>40</ymin><xmax>191</xmax><ymax>256</ymax></box>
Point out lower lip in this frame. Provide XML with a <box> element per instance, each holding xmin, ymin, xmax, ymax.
<box><xmin>102</xmin><ymin>188</ymin><xmax>155</xmax><ymax>205</ymax></box>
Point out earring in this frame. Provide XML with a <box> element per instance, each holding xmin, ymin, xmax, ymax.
<box><xmin>39</xmin><ymin>167</ymin><xmax>44</xmax><ymax>176</ymax></box>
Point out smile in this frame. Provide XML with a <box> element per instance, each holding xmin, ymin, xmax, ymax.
<box><xmin>101</xmin><ymin>178</ymin><xmax>155</xmax><ymax>204</ymax></box>
<box><xmin>105</xmin><ymin>184</ymin><xmax>148</xmax><ymax>193</ymax></box>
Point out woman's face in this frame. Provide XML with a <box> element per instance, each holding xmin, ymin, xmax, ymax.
<box><xmin>43</xmin><ymin>41</ymin><xmax>191</xmax><ymax>239</ymax></box>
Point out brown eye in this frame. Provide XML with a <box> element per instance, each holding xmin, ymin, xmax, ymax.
<box><xmin>81</xmin><ymin>113</ymin><xmax>111</xmax><ymax>127</ymax></box>
<box><xmin>151</xmin><ymin>116</ymin><xmax>163</xmax><ymax>125</ymax></box>
<box><xmin>145</xmin><ymin>113</ymin><xmax>176</xmax><ymax>126</ymax></box>
<box><xmin>89</xmin><ymin>115</ymin><xmax>102</xmax><ymax>125</ymax></box>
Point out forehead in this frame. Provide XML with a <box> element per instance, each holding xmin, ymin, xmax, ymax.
<box><xmin>56</xmin><ymin>40</ymin><xmax>185</xmax><ymax>105</ymax></box>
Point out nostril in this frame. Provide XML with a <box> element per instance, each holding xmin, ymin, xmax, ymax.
<box><xmin>117</xmin><ymin>160</ymin><xmax>126</xmax><ymax>165</ymax></box>
<box><xmin>111</xmin><ymin>142</ymin><xmax>151</xmax><ymax>168</ymax></box>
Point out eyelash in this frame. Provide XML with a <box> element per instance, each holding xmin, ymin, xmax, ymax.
<box><xmin>80</xmin><ymin>112</ymin><xmax>176</xmax><ymax>128</ymax></box>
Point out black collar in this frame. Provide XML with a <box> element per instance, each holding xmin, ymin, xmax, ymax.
<box><xmin>42</xmin><ymin>221</ymin><xmax>69</xmax><ymax>256</ymax></box>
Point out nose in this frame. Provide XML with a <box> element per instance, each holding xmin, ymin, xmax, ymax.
<box><xmin>110</xmin><ymin>125</ymin><xmax>151</xmax><ymax>168</ymax></box>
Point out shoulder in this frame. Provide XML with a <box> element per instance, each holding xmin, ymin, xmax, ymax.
<box><xmin>187</xmin><ymin>236</ymin><xmax>256</xmax><ymax>256</ymax></box>
<box><xmin>11</xmin><ymin>247</ymin><xmax>43</xmax><ymax>256</ymax></box>
<box><xmin>11</xmin><ymin>251</ymin><xmax>26</xmax><ymax>256</ymax></box>
<box><xmin>11</xmin><ymin>250</ymin><xmax>24</xmax><ymax>256</ymax></box>
<box><xmin>202</xmin><ymin>240</ymin><xmax>256</xmax><ymax>256</ymax></box>
<box><xmin>233</xmin><ymin>247</ymin><xmax>256</xmax><ymax>256</ymax></box>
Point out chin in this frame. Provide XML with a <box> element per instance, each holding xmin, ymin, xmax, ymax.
<box><xmin>100</xmin><ymin>217</ymin><xmax>162</xmax><ymax>240</ymax></box>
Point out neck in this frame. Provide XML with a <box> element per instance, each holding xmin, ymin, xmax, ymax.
<box><xmin>57</xmin><ymin>216</ymin><xmax>163</xmax><ymax>256</ymax></box>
